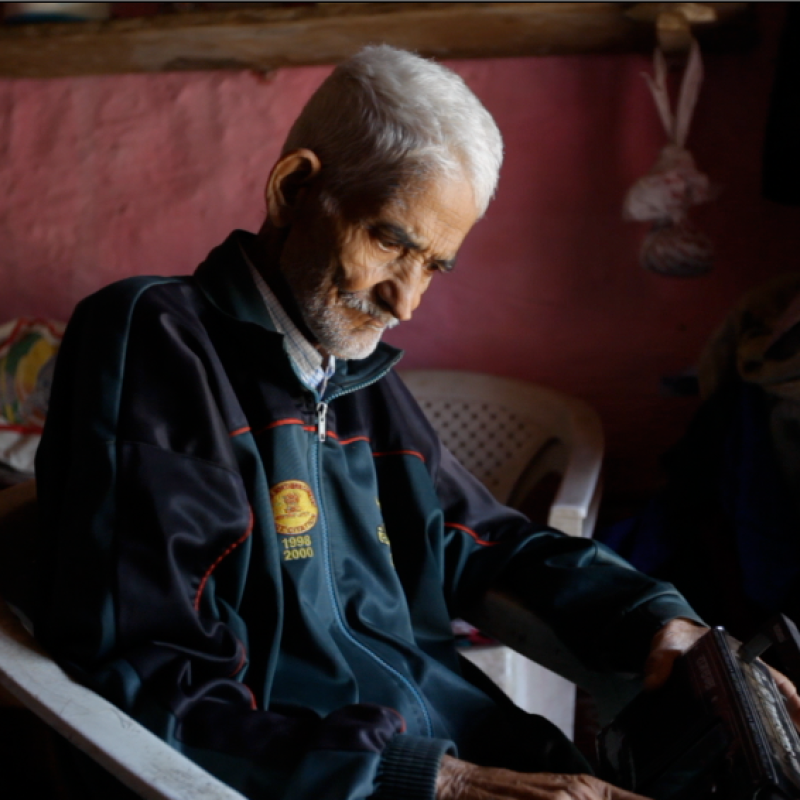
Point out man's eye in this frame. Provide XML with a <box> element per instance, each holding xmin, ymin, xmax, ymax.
<box><xmin>377</xmin><ymin>240</ymin><xmax>401</xmax><ymax>254</ymax></box>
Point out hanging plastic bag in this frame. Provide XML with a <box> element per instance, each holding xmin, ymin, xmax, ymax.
<box><xmin>623</xmin><ymin>40</ymin><xmax>716</xmax><ymax>276</ymax></box>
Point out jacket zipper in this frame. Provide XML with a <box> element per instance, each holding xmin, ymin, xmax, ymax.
<box><xmin>316</xmin><ymin>401</ymin><xmax>328</xmax><ymax>442</ymax></box>
<box><xmin>310</xmin><ymin>373</ymin><xmax>434</xmax><ymax>736</ymax></box>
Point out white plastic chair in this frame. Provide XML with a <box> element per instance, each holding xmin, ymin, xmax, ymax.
<box><xmin>400</xmin><ymin>370</ymin><xmax>603</xmax><ymax>536</ymax></box>
<box><xmin>400</xmin><ymin>369</ymin><xmax>610</xmax><ymax>737</ymax></box>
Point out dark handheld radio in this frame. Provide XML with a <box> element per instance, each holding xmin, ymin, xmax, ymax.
<box><xmin>597</xmin><ymin>615</ymin><xmax>800</xmax><ymax>800</ymax></box>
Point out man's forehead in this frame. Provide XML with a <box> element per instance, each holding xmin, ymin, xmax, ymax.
<box><xmin>377</xmin><ymin>177</ymin><xmax>476</xmax><ymax>237</ymax></box>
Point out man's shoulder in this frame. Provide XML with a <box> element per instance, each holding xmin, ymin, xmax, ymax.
<box><xmin>57</xmin><ymin>276</ymin><xmax>211</xmax><ymax>370</ymax></box>
<box><xmin>70</xmin><ymin>274</ymin><xmax>202</xmax><ymax>331</ymax></box>
<box><xmin>80</xmin><ymin>274</ymin><xmax>192</xmax><ymax>312</ymax></box>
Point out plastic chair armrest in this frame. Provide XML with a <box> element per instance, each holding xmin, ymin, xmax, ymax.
<box><xmin>465</xmin><ymin>589</ymin><xmax>641</xmax><ymax>725</ymax></box>
<box><xmin>0</xmin><ymin>599</ymin><xmax>246</xmax><ymax>800</ymax></box>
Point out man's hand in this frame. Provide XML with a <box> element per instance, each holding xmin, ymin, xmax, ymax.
<box><xmin>643</xmin><ymin>618</ymin><xmax>800</xmax><ymax>730</ymax></box>
<box><xmin>436</xmin><ymin>755</ymin><xmax>651</xmax><ymax>800</ymax></box>
<box><xmin>643</xmin><ymin>617</ymin><xmax>708</xmax><ymax>691</ymax></box>
<box><xmin>432</xmin><ymin>619</ymin><xmax>705</xmax><ymax>800</ymax></box>
<box><xmin>764</xmin><ymin>660</ymin><xmax>800</xmax><ymax>730</ymax></box>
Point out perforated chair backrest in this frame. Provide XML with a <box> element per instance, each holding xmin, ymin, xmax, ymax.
<box><xmin>400</xmin><ymin>370</ymin><xmax>604</xmax><ymax>537</ymax></box>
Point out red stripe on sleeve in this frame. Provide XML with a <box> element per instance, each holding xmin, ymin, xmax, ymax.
<box><xmin>445</xmin><ymin>522</ymin><xmax>497</xmax><ymax>547</ymax></box>
<box><xmin>372</xmin><ymin>449</ymin><xmax>426</xmax><ymax>463</ymax></box>
<box><xmin>338</xmin><ymin>435</ymin><xmax>371</xmax><ymax>446</ymax></box>
<box><xmin>194</xmin><ymin>508</ymin><xmax>255</xmax><ymax>612</ymax></box>
<box><xmin>386</xmin><ymin>707</ymin><xmax>407</xmax><ymax>734</ymax></box>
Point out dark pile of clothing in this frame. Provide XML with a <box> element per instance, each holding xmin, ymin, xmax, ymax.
<box><xmin>600</xmin><ymin>273</ymin><xmax>800</xmax><ymax>642</ymax></box>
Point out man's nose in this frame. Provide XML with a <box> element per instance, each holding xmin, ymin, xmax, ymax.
<box><xmin>376</xmin><ymin>271</ymin><xmax>426</xmax><ymax>322</ymax></box>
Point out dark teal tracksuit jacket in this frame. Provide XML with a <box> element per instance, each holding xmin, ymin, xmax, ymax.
<box><xmin>33</xmin><ymin>231</ymin><xmax>700</xmax><ymax>800</ymax></box>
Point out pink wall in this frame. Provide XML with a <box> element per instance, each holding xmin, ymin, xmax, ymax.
<box><xmin>1</xmin><ymin>4</ymin><xmax>798</xmax><ymax>498</ymax></box>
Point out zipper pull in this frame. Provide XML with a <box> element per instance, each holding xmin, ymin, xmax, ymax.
<box><xmin>316</xmin><ymin>401</ymin><xmax>328</xmax><ymax>442</ymax></box>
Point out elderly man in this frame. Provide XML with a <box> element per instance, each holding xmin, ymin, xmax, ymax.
<box><xmin>31</xmin><ymin>45</ymin><xmax>797</xmax><ymax>800</ymax></box>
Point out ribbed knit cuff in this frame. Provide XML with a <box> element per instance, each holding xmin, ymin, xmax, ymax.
<box><xmin>371</xmin><ymin>735</ymin><xmax>455</xmax><ymax>800</ymax></box>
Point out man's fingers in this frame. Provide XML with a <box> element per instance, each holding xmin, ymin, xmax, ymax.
<box><xmin>643</xmin><ymin>647</ymin><xmax>680</xmax><ymax>691</ymax></box>
<box><xmin>599</xmin><ymin>779</ymin><xmax>653</xmax><ymax>800</ymax></box>
<box><xmin>768</xmin><ymin>665</ymin><xmax>800</xmax><ymax>730</ymax></box>
<box><xmin>436</xmin><ymin>759</ymin><xmax>654</xmax><ymax>800</ymax></box>
<box><xmin>571</xmin><ymin>774</ymin><xmax>651</xmax><ymax>800</ymax></box>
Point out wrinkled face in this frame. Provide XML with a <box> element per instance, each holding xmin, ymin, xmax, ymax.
<box><xmin>279</xmin><ymin>174</ymin><xmax>479</xmax><ymax>360</ymax></box>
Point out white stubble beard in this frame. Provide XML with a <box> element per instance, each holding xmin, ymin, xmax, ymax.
<box><xmin>283</xmin><ymin>257</ymin><xmax>399</xmax><ymax>361</ymax></box>
<box><xmin>304</xmin><ymin>289</ymin><xmax>399</xmax><ymax>360</ymax></box>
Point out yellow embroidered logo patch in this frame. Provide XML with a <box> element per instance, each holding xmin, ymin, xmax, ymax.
<box><xmin>270</xmin><ymin>480</ymin><xmax>319</xmax><ymax>534</ymax></box>
<box><xmin>377</xmin><ymin>524</ymin><xmax>390</xmax><ymax>546</ymax></box>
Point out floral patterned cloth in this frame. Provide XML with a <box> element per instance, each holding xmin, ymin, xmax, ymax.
<box><xmin>0</xmin><ymin>318</ymin><xmax>64</xmax><ymax>474</ymax></box>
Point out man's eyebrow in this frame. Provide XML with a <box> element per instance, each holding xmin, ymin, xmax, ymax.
<box><xmin>370</xmin><ymin>221</ymin><xmax>456</xmax><ymax>272</ymax></box>
<box><xmin>370</xmin><ymin>222</ymin><xmax>422</xmax><ymax>252</ymax></box>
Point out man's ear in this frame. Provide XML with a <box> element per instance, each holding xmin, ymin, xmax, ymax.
<box><xmin>265</xmin><ymin>149</ymin><xmax>323</xmax><ymax>228</ymax></box>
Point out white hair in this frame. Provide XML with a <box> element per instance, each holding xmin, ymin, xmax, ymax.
<box><xmin>282</xmin><ymin>45</ymin><xmax>503</xmax><ymax>217</ymax></box>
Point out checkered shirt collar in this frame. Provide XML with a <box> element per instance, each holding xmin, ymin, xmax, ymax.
<box><xmin>240</xmin><ymin>243</ymin><xmax>335</xmax><ymax>393</ymax></box>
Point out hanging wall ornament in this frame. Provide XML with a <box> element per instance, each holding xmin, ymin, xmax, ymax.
<box><xmin>623</xmin><ymin>38</ymin><xmax>717</xmax><ymax>277</ymax></box>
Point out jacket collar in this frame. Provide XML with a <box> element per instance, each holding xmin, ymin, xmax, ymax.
<box><xmin>193</xmin><ymin>230</ymin><xmax>404</xmax><ymax>394</ymax></box>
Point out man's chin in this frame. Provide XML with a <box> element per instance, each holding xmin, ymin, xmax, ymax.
<box><xmin>330</xmin><ymin>340</ymin><xmax>382</xmax><ymax>361</ymax></box>
<box><xmin>324</xmin><ymin>330</ymin><xmax>384</xmax><ymax>361</ymax></box>
<box><xmin>306</xmin><ymin>307</ymin><xmax>394</xmax><ymax>361</ymax></box>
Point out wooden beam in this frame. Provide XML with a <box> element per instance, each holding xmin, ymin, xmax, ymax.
<box><xmin>0</xmin><ymin>2</ymin><xmax>752</xmax><ymax>79</ymax></box>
